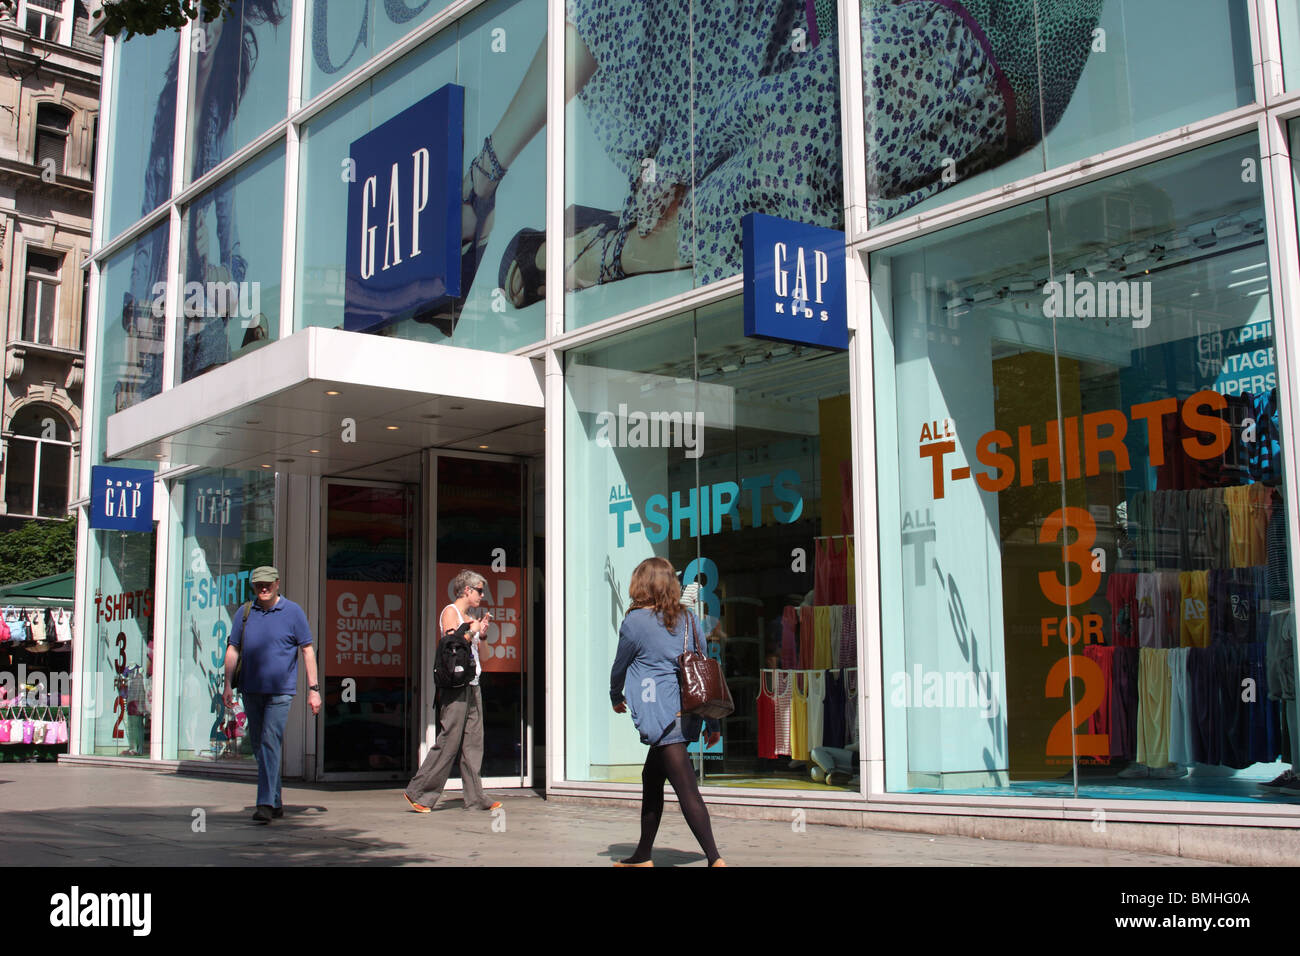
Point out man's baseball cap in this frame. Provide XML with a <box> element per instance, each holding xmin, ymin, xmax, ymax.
<box><xmin>250</xmin><ymin>566</ymin><xmax>279</xmax><ymax>583</ymax></box>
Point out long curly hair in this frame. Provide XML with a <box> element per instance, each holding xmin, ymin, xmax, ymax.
<box><xmin>626</xmin><ymin>557</ymin><xmax>682</xmax><ymax>633</ymax></box>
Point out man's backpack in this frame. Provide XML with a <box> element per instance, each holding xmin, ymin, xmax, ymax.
<box><xmin>433</xmin><ymin>622</ymin><xmax>475</xmax><ymax>689</ymax></box>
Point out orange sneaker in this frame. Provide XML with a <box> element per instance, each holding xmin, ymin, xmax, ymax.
<box><xmin>403</xmin><ymin>793</ymin><xmax>431</xmax><ymax>813</ymax></box>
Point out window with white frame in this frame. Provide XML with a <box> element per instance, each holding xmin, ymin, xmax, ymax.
<box><xmin>22</xmin><ymin>250</ymin><xmax>61</xmax><ymax>346</ymax></box>
<box><xmin>4</xmin><ymin>405</ymin><xmax>73</xmax><ymax>518</ymax></box>
<box><xmin>18</xmin><ymin>0</ymin><xmax>71</xmax><ymax>44</ymax></box>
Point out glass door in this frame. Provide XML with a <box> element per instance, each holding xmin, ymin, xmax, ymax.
<box><xmin>432</xmin><ymin>454</ymin><xmax>529</xmax><ymax>787</ymax></box>
<box><xmin>320</xmin><ymin>480</ymin><xmax>417</xmax><ymax>780</ymax></box>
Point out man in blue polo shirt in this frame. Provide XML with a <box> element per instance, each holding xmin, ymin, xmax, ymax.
<box><xmin>222</xmin><ymin>566</ymin><xmax>320</xmax><ymax>824</ymax></box>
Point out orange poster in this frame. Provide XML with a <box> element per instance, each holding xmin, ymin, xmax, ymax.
<box><xmin>434</xmin><ymin>564</ymin><xmax>524</xmax><ymax>673</ymax></box>
<box><xmin>324</xmin><ymin>581</ymin><xmax>407</xmax><ymax>678</ymax></box>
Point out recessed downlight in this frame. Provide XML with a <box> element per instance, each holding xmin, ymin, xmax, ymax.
<box><xmin>309</xmin><ymin>449</ymin><xmax>320</xmax><ymax>454</ymax></box>
<box><xmin>325</xmin><ymin>390</ymin><xmax>340</xmax><ymax>396</ymax></box>
<box><xmin>386</xmin><ymin>425</ymin><xmax>399</xmax><ymax>431</ymax></box>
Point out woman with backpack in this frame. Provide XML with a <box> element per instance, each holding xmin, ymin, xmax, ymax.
<box><xmin>609</xmin><ymin>557</ymin><xmax>725</xmax><ymax>866</ymax></box>
<box><xmin>402</xmin><ymin>570</ymin><xmax>502</xmax><ymax>813</ymax></box>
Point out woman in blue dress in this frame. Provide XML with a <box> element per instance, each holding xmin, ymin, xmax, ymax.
<box><xmin>609</xmin><ymin>556</ymin><xmax>725</xmax><ymax>866</ymax></box>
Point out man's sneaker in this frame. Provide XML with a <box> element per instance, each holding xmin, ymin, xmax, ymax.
<box><xmin>1117</xmin><ymin>763</ymin><xmax>1149</xmax><ymax>779</ymax></box>
<box><xmin>1260</xmin><ymin>769</ymin><xmax>1299</xmax><ymax>789</ymax></box>
<box><xmin>271</xmin><ymin>806</ymin><xmax>284</xmax><ymax>819</ymax></box>
<box><xmin>402</xmin><ymin>792</ymin><xmax>431</xmax><ymax>813</ymax></box>
<box><xmin>251</xmin><ymin>805</ymin><xmax>273</xmax><ymax>824</ymax></box>
<box><xmin>1150</xmin><ymin>764</ymin><xmax>1188</xmax><ymax>779</ymax></box>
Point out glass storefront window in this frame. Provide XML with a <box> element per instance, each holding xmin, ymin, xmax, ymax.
<box><xmin>872</xmin><ymin>134</ymin><xmax>1297</xmax><ymax>802</ymax></box>
<box><xmin>93</xmin><ymin>222</ymin><xmax>170</xmax><ymax>466</ymax></box>
<box><xmin>185</xmin><ymin>0</ymin><xmax>292</xmax><ymax>183</ymax></box>
<box><xmin>103</xmin><ymin>30</ymin><xmax>179</xmax><ymax>241</ymax></box>
<box><xmin>561</xmin><ymin>0</ymin><xmax>844</xmax><ymax>329</ymax></box>
<box><xmin>1281</xmin><ymin>0</ymin><xmax>1300</xmax><ymax>90</ymax></box>
<box><xmin>296</xmin><ymin>0</ymin><xmax>545</xmax><ymax>351</ymax></box>
<box><xmin>565</xmin><ymin>298</ymin><xmax>857</xmax><ymax>789</ymax></box>
<box><xmin>180</xmin><ymin>147</ymin><xmax>285</xmax><ymax>382</ymax></box>
<box><xmin>165</xmin><ymin>469</ymin><xmax>275</xmax><ymax>761</ymax></box>
<box><xmin>81</xmin><ymin>529</ymin><xmax>156</xmax><ymax>757</ymax></box>
<box><xmin>865</xmin><ymin>0</ymin><xmax>1255</xmax><ymax>228</ymax></box>
<box><xmin>303</xmin><ymin>0</ymin><xmax>456</xmax><ymax>101</ymax></box>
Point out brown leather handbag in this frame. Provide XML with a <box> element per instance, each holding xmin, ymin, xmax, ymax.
<box><xmin>677</xmin><ymin>614</ymin><xmax>734</xmax><ymax>719</ymax></box>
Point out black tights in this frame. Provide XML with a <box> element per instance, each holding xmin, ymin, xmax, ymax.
<box><xmin>624</xmin><ymin>742</ymin><xmax>720</xmax><ymax>865</ymax></box>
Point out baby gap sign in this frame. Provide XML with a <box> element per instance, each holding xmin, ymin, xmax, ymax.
<box><xmin>345</xmin><ymin>84</ymin><xmax>464</xmax><ymax>332</ymax></box>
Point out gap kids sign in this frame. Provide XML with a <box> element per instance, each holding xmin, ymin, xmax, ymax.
<box><xmin>90</xmin><ymin>466</ymin><xmax>153</xmax><ymax>532</ymax></box>
<box><xmin>742</xmin><ymin>213</ymin><xmax>848</xmax><ymax>350</ymax></box>
<box><xmin>344</xmin><ymin>84</ymin><xmax>464</xmax><ymax>333</ymax></box>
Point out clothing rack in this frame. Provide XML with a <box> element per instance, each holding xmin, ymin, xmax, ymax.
<box><xmin>813</xmin><ymin>534</ymin><xmax>855</xmax><ymax>541</ymax></box>
<box><xmin>762</xmin><ymin>667</ymin><xmax>857</xmax><ymax>674</ymax></box>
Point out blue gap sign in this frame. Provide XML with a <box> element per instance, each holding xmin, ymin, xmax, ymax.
<box><xmin>344</xmin><ymin>83</ymin><xmax>464</xmax><ymax>333</ymax></box>
<box><xmin>742</xmin><ymin>213</ymin><xmax>848</xmax><ymax>351</ymax></box>
<box><xmin>90</xmin><ymin>466</ymin><xmax>154</xmax><ymax>532</ymax></box>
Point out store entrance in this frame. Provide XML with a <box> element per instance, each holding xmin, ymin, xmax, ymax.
<box><xmin>319</xmin><ymin>480</ymin><xmax>418</xmax><ymax>780</ymax></box>
<box><xmin>424</xmin><ymin>453</ymin><xmax>532</xmax><ymax>789</ymax></box>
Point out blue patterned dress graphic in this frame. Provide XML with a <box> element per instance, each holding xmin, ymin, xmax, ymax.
<box><xmin>566</xmin><ymin>0</ymin><xmax>1101</xmax><ymax>278</ymax></box>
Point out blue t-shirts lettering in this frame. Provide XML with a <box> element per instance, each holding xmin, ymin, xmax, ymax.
<box><xmin>230</xmin><ymin>597</ymin><xmax>314</xmax><ymax>695</ymax></box>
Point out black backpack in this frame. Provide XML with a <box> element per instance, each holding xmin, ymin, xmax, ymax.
<box><xmin>433</xmin><ymin>622</ymin><xmax>475</xmax><ymax>689</ymax></box>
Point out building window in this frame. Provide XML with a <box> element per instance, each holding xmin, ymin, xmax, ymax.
<box><xmin>22</xmin><ymin>250</ymin><xmax>61</xmax><ymax>346</ymax></box>
<box><xmin>34</xmin><ymin>103</ymin><xmax>72</xmax><ymax>175</ymax></box>
<box><xmin>20</xmin><ymin>0</ymin><xmax>65</xmax><ymax>42</ymax></box>
<box><xmin>4</xmin><ymin>405</ymin><xmax>73</xmax><ymax>519</ymax></box>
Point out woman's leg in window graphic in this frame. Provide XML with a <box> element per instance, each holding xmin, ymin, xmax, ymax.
<box><xmin>473</xmin><ymin>26</ymin><xmax>687</xmax><ymax>306</ymax></box>
<box><xmin>622</xmin><ymin>742</ymin><xmax>721</xmax><ymax>866</ymax></box>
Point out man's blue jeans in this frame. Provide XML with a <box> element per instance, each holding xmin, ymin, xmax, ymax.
<box><xmin>242</xmin><ymin>692</ymin><xmax>293</xmax><ymax>808</ymax></box>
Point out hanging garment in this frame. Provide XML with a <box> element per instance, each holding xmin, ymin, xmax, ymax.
<box><xmin>781</xmin><ymin>606</ymin><xmax>798</xmax><ymax>669</ymax></box>
<box><xmin>1178</xmin><ymin>570</ymin><xmax>1209</xmax><ymax>648</ymax></box>
<box><xmin>812</xmin><ymin>606</ymin><xmax>834</xmax><ymax>670</ymax></box>
<box><xmin>806</xmin><ymin>670</ymin><xmax>826</xmax><ymax>753</ymax></box>
<box><xmin>846</xmin><ymin>535</ymin><xmax>856</xmax><ymax>604</ymax></box>
<box><xmin>1082</xmin><ymin>644</ymin><xmax>1113</xmax><ymax>745</ymax></box>
<box><xmin>1135</xmin><ymin>574</ymin><xmax>1158</xmax><ymax>648</ymax></box>
<box><xmin>1155</xmin><ymin>572</ymin><xmax>1182</xmax><ymax>648</ymax></box>
<box><xmin>1110</xmin><ymin>647</ymin><xmax>1140</xmax><ymax>760</ymax></box>
<box><xmin>1167</xmin><ymin>648</ymin><xmax>1193</xmax><ymax>766</ymax></box>
<box><xmin>26</xmin><ymin>610</ymin><xmax>45</xmax><ymax>644</ymax></box>
<box><xmin>1107</xmin><ymin>573</ymin><xmax>1138</xmax><ymax>648</ymax></box>
<box><xmin>814</xmin><ymin>539</ymin><xmax>832</xmax><ymax>606</ymax></box>
<box><xmin>1249</xmin><ymin>388</ymin><xmax>1282</xmax><ymax>483</ymax></box>
<box><xmin>828</xmin><ymin>604</ymin><xmax>844</xmax><ymax>668</ymax></box>
<box><xmin>839</xmin><ymin>605</ymin><xmax>857</xmax><ymax>671</ymax></box>
<box><xmin>828</xmin><ymin>538</ymin><xmax>848</xmax><ymax>605</ymax></box>
<box><xmin>757</xmin><ymin>671</ymin><xmax>777</xmax><ymax>759</ymax></box>
<box><xmin>1225</xmin><ymin>485</ymin><xmax>1253</xmax><ymax>568</ymax></box>
<box><xmin>823</xmin><ymin>669</ymin><xmax>847</xmax><ymax>749</ymax></box>
<box><xmin>1215</xmin><ymin>642</ymin><xmax>1252</xmax><ymax>769</ymax></box>
<box><xmin>774</xmin><ymin>670</ymin><xmax>793</xmax><ymax>757</ymax></box>
<box><xmin>1266</xmin><ymin>608</ymin><xmax>1296</xmax><ymax>702</ymax></box>
<box><xmin>1246</xmin><ymin>641</ymin><xmax>1280</xmax><ymax>764</ymax></box>
<box><xmin>1248</xmin><ymin>485</ymin><xmax>1278</xmax><ymax>567</ymax></box>
<box><xmin>1136</xmin><ymin>648</ymin><xmax>1172</xmax><ymax>769</ymax></box>
<box><xmin>845</xmin><ymin>668</ymin><xmax>859</xmax><ymax>745</ymax></box>
<box><xmin>791</xmin><ymin>673</ymin><xmax>809</xmax><ymax>761</ymax></box>
<box><xmin>1186</xmin><ymin>646</ymin><xmax>1218</xmax><ymax>765</ymax></box>
<box><xmin>4</xmin><ymin>607</ymin><xmax>27</xmax><ymax>643</ymax></box>
<box><xmin>1266</xmin><ymin>495</ymin><xmax>1290</xmax><ymax>602</ymax></box>
<box><xmin>798</xmin><ymin>606</ymin><xmax>816</xmax><ymax>670</ymax></box>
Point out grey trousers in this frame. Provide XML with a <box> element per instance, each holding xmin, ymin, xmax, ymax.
<box><xmin>405</xmin><ymin>684</ymin><xmax>488</xmax><ymax>809</ymax></box>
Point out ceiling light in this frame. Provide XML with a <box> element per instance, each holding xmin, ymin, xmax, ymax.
<box><xmin>214</xmin><ymin>430</ymin><xmax>230</xmax><ymax>436</ymax></box>
<box><xmin>325</xmin><ymin>390</ymin><xmax>340</xmax><ymax>396</ymax></box>
<box><xmin>309</xmin><ymin>449</ymin><xmax>320</xmax><ymax>454</ymax></box>
<box><xmin>386</xmin><ymin>425</ymin><xmax>399</xmax><ymax>431</ymax></box>
<box><xmin>478</xmin><ymin>445</ymin><xmax>489</xmax><ymax>449</ymax></box>
<box><xmin>245</xmin><ymin>419</ymin><xmax>261</xmax><ymax>425</ymax></box>
<box><xmin>260</xmin><ymin>464</ymin><xmax>271</xmax><ymax>469</ymax></box>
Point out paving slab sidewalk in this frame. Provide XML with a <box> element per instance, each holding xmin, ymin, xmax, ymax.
<box><xmin>0</xmin><ymin>763</ymin><xmax>1215</xmax><ymax>867</ymax></box>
